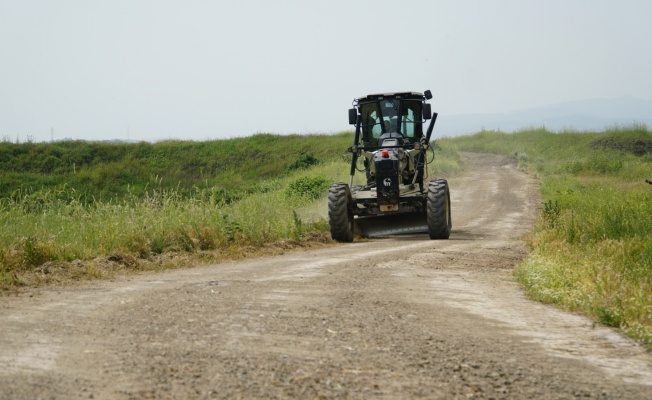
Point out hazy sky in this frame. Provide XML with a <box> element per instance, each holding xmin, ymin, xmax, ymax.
<box><xmin>1</xmin><ymin>0</ymin><xmax>651</xmax><ymax>142</ymax></box>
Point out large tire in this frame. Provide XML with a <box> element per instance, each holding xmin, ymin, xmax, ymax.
<box><xmin>328</xmin><ymin>183</ymin><xmax>354</xmax><ymax>242</ymax></box>
<box><xmin>427</xmin><ymin>179</ymin><xmax>452</xmax><ymax>239</ymax></box>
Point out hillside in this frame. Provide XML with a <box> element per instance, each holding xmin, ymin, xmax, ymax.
<box><xmin>0</xmin><ymin>132</ymin><xmax>352</xmax><ymax>201</ymax></box>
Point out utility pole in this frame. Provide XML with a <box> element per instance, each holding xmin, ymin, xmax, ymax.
<box><xmin>51</xmin><ymin>127</ymin><xmax>54</xmax><ymax>142</ymax></box>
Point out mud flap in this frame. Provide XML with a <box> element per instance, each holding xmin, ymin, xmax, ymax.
<box><xmin>354</xmin><ymin>213</ymin><xmax>428</xmax><ymax>237</ymax></box>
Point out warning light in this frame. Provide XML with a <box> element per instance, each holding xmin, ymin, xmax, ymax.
<box><xmin>381</xmin><ymin>149</ymin><xmax>389</xmax><ymax>158</ymax></box>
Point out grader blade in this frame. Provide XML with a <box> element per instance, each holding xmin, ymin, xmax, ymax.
<box><xmin>354</xmin><ymin>213</ymin><xmax>428</xmax><ymax>237</ymax></box>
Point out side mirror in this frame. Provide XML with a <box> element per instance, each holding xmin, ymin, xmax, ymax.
<box><xmin>422</xmin><ymin>103</ymin><xmax>432</xmax><ymax>120</ymax></box>
<box><xmin>424</xmin><ymin>90</ymin><xmax>433</xmax><ymax>100</ymax></box>
<box><xmin>348</xmin><ymin>108</ymin><xmax>358</xmax><ymax>125</ymax></box>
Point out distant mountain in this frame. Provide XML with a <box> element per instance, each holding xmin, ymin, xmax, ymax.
<box><xmin>435</xmin><ymin>96</ymin><xmax>652</xmax><ymax>137</ymax></box>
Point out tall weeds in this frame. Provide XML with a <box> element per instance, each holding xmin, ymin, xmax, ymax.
<box><xmin>0</xmin><ymin>135</ymin><xmax>459</xmax><ymax>291</ymax></box>
<box><xmin>451</xmin><ymin>125</ymin><xmax>652</xmax><ymax>344</ymax></box>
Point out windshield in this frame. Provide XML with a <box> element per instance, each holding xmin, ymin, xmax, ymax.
<box><xmin>359</xmin><ymin>98</ymin><xmax>423</xmax><ymax>144</ymax></box>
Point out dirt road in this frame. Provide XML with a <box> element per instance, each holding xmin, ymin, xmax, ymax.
<box><xmin>2</xmin><ymin>153</ymin><xmax>651</xmax><ymax>399</ymax></box>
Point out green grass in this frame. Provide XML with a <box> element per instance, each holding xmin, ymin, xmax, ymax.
<box><xmin>0</xmin><ymin>132</ymin><xmax>354</xmax><ymax>201</ymax></box>
<box><xmin>0</xmin><ymin>134</ymin><xmax>459</xmax><ymax>290</ymax></box>
<box><xmin>0</xmin><ymin>162</ymin><xmax>342</xmax><ymax>287</ymax></box>
<box><xmin>449</xmin><ymin>124</ymin><xmax>652</xmax><ymax>345</ymax></box>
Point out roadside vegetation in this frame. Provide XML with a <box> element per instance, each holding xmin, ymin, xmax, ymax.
<box><xmin>0</xmin><ymin>133</ymin><xmax>461</xmax><ymax>291</ymax></box>
<box><xmin>448</xmin><ymin>124</ymin><xmax>652</xmax><ymax>345</ymax></box>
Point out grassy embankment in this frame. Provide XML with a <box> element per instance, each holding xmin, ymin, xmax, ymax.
<box><xmin>448</xmin><ymin>125</ymin><xmax>652</xmax><ymax>344</ymax></box>
<box><xmin>0</xmin><ymin>133</ymin><xmax>461</xmax><ymax>291</ymax></box>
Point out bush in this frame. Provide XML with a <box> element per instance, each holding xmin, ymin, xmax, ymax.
<box><xmin>589</xmin><ymin>124</ymin><xmax>652</xmax><ymax>156</ymax></box>
<box><xmin>285</xmin><ymin>176</ymin><xmax>329</xmax><ymax>200</ymax></box>
<box><xmin>287</xmin><ymin>153</ymin><xmax>319</xmax><ymax>171</ymax></box>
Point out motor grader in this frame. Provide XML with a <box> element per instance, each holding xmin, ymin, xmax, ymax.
<box><xmin>328</xmin><ymin>90</ymin><xmax>451</xmax><ymax>242</ymax></box>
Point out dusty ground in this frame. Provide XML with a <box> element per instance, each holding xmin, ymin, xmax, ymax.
<box><xmin>1</xmin><ymin>153</ymin><xmax>651</xmax><ymax>399</ymax></box>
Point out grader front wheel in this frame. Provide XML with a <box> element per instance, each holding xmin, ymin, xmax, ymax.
<box><xmin>427</xmin><ymin>179</ymin><xmax>452</xmax><ymax>239</ymax></box>
<box><xmin>328</xmin><ymin>183</ymin><xmax>354</xmax><ymax>242</ymax></box>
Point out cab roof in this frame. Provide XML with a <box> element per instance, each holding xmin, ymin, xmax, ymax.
<box><xmin>355</xmin><ymin>91</ymin><xmax>424</xmax><ymax>102</ymax></box>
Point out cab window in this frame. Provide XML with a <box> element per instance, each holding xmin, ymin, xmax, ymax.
<box><xmin>400</xmin><ymin>100</ymin><xmax>422</xmax><ymax>141</ymax></box>
<box><xmin>379</xmin><ymin>100</ymin><xmax>398</xmax><ymax>134</ymax></box>
<box><xmin>360</xmin><ymin>102</ymin><xmax>382</xmax><ymax>142</ymax></box>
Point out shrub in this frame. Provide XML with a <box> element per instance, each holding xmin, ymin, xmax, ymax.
<box><xmin>285</xmin><ymin>176</ymin><xmax>329</xmax><ymax>200</ymax></box>
<box><xmin>589</xmin><ymin>125</ymin><xmax>652</xmax><ymax>156</ymax></box>
<box><xmin>287</xmin><ymin>153</ymin><xmax>319</xmax><ymax>171</ymax></box>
